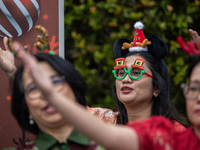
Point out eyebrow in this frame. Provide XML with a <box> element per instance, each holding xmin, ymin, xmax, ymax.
<box><xmin>24</xmin><ymin>74</ymin><xmax>60</xmax><ymax>89</ymax></box>
<box><xmin>189</xmin><ymin>80</ymin><xmax>200</xmax><ymax>84</ymax></box>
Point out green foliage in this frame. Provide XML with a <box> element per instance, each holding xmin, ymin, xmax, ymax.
<box><xmin>65</xmin><ymin>0</ymin><xmax>200</xmax><ymax>116</ymax></box>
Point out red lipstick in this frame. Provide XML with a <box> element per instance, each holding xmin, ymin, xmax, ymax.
<box><xmin>121</xmin><ymin>86</ymin><xmax>133</xmax><ymax>94</ymax></box>
<box><xmin>43</xmin><ymin>104</ymin><xmax>57</xmax><ymax>114</ymax></box>
<box><xmin>195</xmin><ymin>109</ymin><xmax>200</xmax><ymax>114</ymax></box>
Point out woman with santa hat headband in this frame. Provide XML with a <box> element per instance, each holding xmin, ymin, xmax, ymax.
<box><xmin>111</xmin><ymin>21</ymin><xmax>186</xmax><ymax>130</ymax></box>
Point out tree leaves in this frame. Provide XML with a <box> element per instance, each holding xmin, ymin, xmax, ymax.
<box><xmin>65</xmin><ymin>0</ymin><xmax>200</xmax><ymax>116</ymax></box>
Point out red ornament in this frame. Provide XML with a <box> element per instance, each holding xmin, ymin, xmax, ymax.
<box><xmin>0</xmin><ymin>0</ymin><xmax>40</xmax><ymax>38</ymax></box>
<box><xmin>44</xmin><ymin>49</ymin><xmax>49</xmax><ymax>53</ymax></box>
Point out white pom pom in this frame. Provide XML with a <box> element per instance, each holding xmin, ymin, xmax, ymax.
<box><xmin>134</xmin><ymin>21</ymin><xmax>144</xmax><ymax>29</ymax></box>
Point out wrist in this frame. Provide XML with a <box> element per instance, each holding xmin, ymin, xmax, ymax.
<box><xmin>6</xmin><ymin>67</ymin><xmax>17</xmax><ymax>79</ymax></box>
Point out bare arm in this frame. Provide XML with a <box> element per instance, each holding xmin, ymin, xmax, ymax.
<box><xmin>0</xmin><ymin>37</ymin><xmax>17</xmax><ymax>79</ymax></box>
<box><xmin>46</xmin><ymin>91</ymin><xmax>139</xmax><ymax>150</ymax></box>
<box><xmin>15</xmin><ymin>42</ymin><xmax>139</xmax><ymax>150</ymax></box>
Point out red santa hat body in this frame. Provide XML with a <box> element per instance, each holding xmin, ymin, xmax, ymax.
<box><xmin>129</xmin><ymin>21</ymin><xmax>148</xmax><ymax>52</ymax></box>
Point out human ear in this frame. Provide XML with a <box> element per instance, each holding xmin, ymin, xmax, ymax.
<box><xmin>153</xmin><ymin>89</ymin><xmax>160</xmax><ymax>98</ymax></box>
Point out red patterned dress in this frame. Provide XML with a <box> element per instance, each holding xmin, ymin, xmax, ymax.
<box><xmin>127</xmin><ymin>116</ymin><xmax>200</xmax><ymax>150</ymax></box>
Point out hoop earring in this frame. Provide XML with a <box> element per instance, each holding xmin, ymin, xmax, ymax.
<box><xmin>29</xmin><ymin>119</ymin><xmax>34</xmax><ymax>125</ymax></box>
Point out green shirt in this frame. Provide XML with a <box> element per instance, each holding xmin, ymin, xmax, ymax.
<box><xmin>4</xmin><ymin>130</ymin><xmax>104</xmax><ymax>150</ymax></box>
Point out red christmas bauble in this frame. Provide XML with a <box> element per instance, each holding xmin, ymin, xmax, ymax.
<box><xmin>44</xmin><ymin>49</ymin><xmax>49</xmax><ymax>53</ymax></box>
<box><xmin>0</xmin><ymin>0</ymin><xmax>40</xmax><ymax>38</ymax></box>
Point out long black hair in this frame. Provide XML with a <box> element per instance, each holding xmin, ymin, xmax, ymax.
<box><xmin>188</xmin><ymin>55</ymin><xmax>200</xmax><ymax>78</ymax></box>
<box><xmin>11</xmin><ymin>53</ymin><xmax>87</xmax><ymax>135</ymax></box>
<box><xmin>113</xmin><ymin>51</ymin><xmax>186</xmax><ymax>126</ymax></box>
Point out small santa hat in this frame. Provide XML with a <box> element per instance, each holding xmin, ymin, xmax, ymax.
<box><xmin>129</xmin><ymin>21</ymin><xmax>148</xmax><ymax>52</ymax></box>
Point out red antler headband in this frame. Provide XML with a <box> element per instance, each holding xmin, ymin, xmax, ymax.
<box><xmin>177</xmin><ymin>35</ymin><xmax>200</xmax><ymax>55</ymax></box>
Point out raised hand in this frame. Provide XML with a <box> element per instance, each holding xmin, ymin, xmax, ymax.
<box><xmin>0</xmin><ymin>37</ymin><xmax>17</xmax><ymax>78</ymax></box>
<box><xmin>189</xmin><ymin>29</ymin><xmax>200</xmax><ymax>47</ymax></box>
<box><xmin>13</xmin><ymin>41</ymin><xmax>53</xmax><ymax>97</ymax></box>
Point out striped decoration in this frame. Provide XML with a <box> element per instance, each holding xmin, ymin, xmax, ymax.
<box><xmin>0</xmin><ymin>0</ymin><xmax>40</xmax><ymax>38</ymax></box>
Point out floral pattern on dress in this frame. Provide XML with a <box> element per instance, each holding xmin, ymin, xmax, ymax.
<box><xmin>87</xmin><ymin>106</ymin><xmax>119</xmax><ymax>125</ymax></box>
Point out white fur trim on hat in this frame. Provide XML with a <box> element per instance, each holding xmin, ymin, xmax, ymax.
<box><xmin>129</xmin><ymin>46</ymin><xmax>148</xmax><ymax>52</ymax></box>
<box><xmin>134</xmin><ymin>21</ymin><xmax>144</xmax><ymax>29</ymax></box>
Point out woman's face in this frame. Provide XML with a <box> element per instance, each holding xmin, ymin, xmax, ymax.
<box><xmin>115</xmin><ymin>55</ymin><xmax>156</xmax><ymax>108</ymax></box>
<box><xmin>186</xmin><ymin>63</ymin><xmax>200</xmax><ymax>127</ymax></box>
<box><xmin>22</xmin><ymin>61</ymin><xmax>77</xmax><ymax>129</ymax></box>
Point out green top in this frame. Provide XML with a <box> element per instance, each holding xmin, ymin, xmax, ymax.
<box><xmin>4</xmin><ymin>130</ymin><xmax>104</xmax><ymax>150</ymax></box>
<box><xmin>35</xmin><ymin>130</ymin><xmax>90</xmax><ymax>150</ymax></box>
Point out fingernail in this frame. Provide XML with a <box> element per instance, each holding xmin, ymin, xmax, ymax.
<box><xmin>14</xmin><ymin>47</ymin><xmax>19</xmax><ymax>51</ymax></box>
<box><xmin>13</xmin><ymin>45</ymin><xmax>22</xmax><ymax>52</ymax></box>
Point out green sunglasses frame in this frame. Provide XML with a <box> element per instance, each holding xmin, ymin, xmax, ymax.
<box><xmin>112</xmin><ymin>67</ymin><xmax>153</xmax><ymax>80</ymax></box>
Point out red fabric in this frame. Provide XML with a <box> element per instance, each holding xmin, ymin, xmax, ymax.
<box><xmin>126</xmin><ymin>116</ymin><xmax>200</xmax><ymax>150</ymax></box>
<box><xmin>133</xmin><ymin>29</ymin><xmax>146</xmax><ymax>47</ymax></box>
<box><xmin>173</xmin><ymin>121</ymin><xmax>186</xmax><ymax>132</ymax></box>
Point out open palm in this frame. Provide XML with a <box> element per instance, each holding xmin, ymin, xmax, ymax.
<box><xmin>0</xmin><ymin>37</ymin><xmax>16</xmax><ymax>78</ymax></box>
<box><xmin>189</xmin><ymin>29</ymin><xmax>200</xmax><ymax>47</ymax></box>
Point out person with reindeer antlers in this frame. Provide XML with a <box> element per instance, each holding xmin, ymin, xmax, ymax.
<box><xmin>111</xmin><ymin>21</ymin><xmax>186</xmax><ymax>129</ymax></box>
